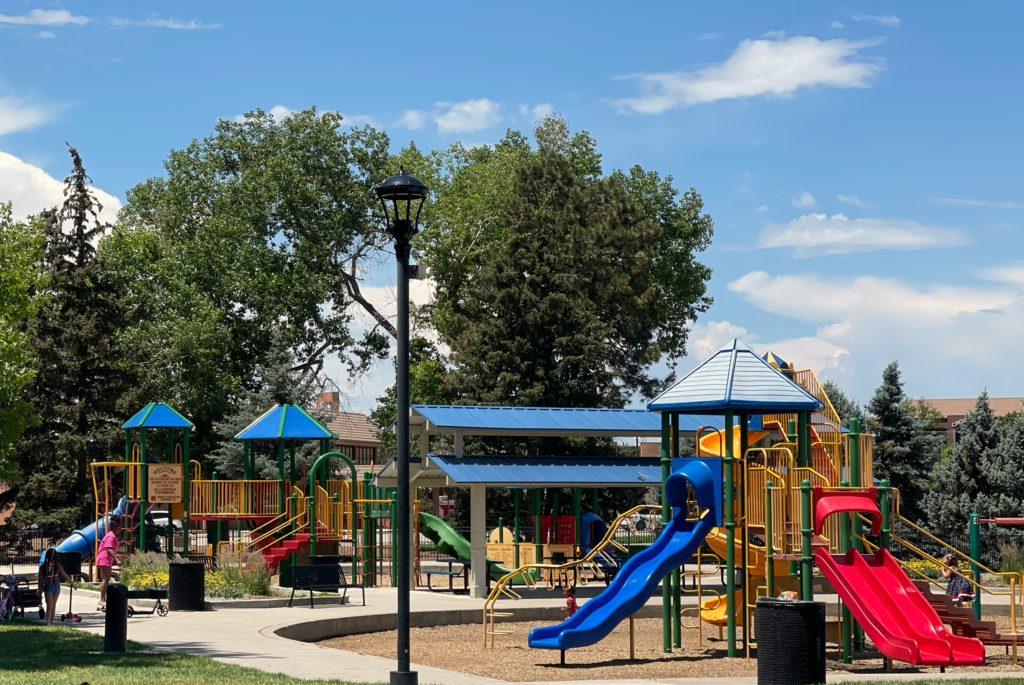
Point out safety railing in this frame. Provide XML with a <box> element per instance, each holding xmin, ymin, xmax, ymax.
<box><xmin>190</xmin><ymin>479</ymin><xmax>284</xmax><ymax>517</ymax></box>
<box><xmin>217</xmin><ymin>493</ymin><xmax>309</xmax><ymax>558</ymax></box>
<box><xmin>790</xmin><ymin>368</ymin><xmax>842</xmax><ymax>429</ymax></box>
<box><xmin>482</xmin><ymin>504</ymin><xmax>654</xmax><ymax>647</ymax></box>
<box><xmin>743</xmin><ymin>451</ymin><xmax>788</xmax><ymax>554</ymax></box>
<box><xmin>790</xmin><ymin>468</ymin><xmax>841</xmax><ymax>552</ymax></box>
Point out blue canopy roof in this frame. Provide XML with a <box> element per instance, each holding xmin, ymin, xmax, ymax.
<box><xmin>428</xmin><ymin>454</ymin><xmax>663</xmax><ymax>487</ymax></box>
<box><xmin>648</xmin><ymin>339</ymin><xmax>822</xmax><ymax>414</ymax></box>
<box><xmin>234</xmin><ymin>404</ymin><xmax>336</xmax><ymax>441</ymax></box>
<box><xmin>410</xmin><ymin>405</ymin><xmax>761</xmax><ymax>437</ymax></box>
<box><xmin>122</xmin><ymin>402</ymin><xmax>193</xmax><ymax>430</ymax></box>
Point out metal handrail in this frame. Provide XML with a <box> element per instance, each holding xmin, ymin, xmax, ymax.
<box><xmin>482</xmin><ymin>504</ymin><xmax>660</xmax><ymax>647</ymax></box>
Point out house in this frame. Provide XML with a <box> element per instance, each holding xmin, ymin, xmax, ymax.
<box><xmin>314</xmin><ymin>391</ymin><xmax>383</xmax><ymax>469</ymax></box>
<box><xmin>920</xmin><ymin>397</ymin><xmax>1024</xmax><ymax>443</ymax></box>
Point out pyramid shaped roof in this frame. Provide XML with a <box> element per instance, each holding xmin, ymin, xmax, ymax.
<box><xmin>122</xmin><ymin>402</ymin><xmax>193</xmax><ymax>430</ymax></box>
<box><xmin>234</xmin><ymin>404</ymin><xmax>336</xmax><ymax>441</ymax></box>
<box><xmin>648</xmin><ymin>339</ymin><xmax>822</xmax><ymax>414</ymax></box>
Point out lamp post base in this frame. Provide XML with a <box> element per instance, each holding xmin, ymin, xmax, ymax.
<box><xmin>390</xmin><ymin>670</ymin><xmax>418</xmax><ymax>685</ymax></box>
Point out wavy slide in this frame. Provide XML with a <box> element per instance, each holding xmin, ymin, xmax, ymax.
<box><xmin>51</xmin><ymin>497</ymin><xmax>129</xmax><ymax>564</ymax></box>
<box><xmin>528</xmin><ymin>460</ymin><xmax>717</xmax><ymax>651</ymax></box>
<box><xmin>816</xmin><ymin>547</ymin><xmax>985</xmax><ymax>666</ymax></box>
<box><xmin>419</xmin><ymin>511</ymin><xmax>526</xmax><ymax>582</ymax></box>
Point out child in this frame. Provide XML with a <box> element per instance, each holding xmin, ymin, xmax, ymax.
<box><xmin>39</xmin><ymin>548</ymin><xmax>72</xmax><ymax>626</ymax></box>
<box><xmin>562</xmin><ymin>586</ymin><xmax>578</xmax><ymax>617</ymax></box>
<box><xmin>942</xmin><ymin>553</ymin><xmax>974</xmax><ymax>606</ymax></box>
<box><xmin>96</xmin><ymin>516</ymin><xmax>121</xmax><ymax>611</ymax></box>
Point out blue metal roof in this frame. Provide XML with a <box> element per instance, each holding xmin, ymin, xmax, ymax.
<box><xmin>648</xmin><ymin>339</ymin><xmax>823</xmax><ymax>413</ymax></box>
<box><xmin>234</xmin><ymin>404</ymin><xmax>336</xmax><ymax>441</ymax></box>
<box><xmin>122</xmin><ymin>402</ymin><xmax>193</xmax><ymax>430</ymax></box>
<box><xmin>428</xmin><ymin>454</ymin><xmax>663</xmax><ymax>486</ymax></box>
<box><xmin>410</xmin><ymin>405</ymin><xmax>756</xmax><ymax>436</ymax></box>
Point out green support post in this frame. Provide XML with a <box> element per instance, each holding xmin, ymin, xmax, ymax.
<box><xmin>848</xmin><ymin>418</ymin><xmax>864</xmax><ymax>650</ymax></box>
<box><xmin>243</xmin><ymin>441</ymin><xmax>250</xmax><ymax>480</ymax></box>
<box><xmin>660</xmin><ymin>413</ymin><xmax>672</xmax><ymax>653</ymax></box>
<box><xmin>800</xmin><ymin>479</ymin><xmax>813</xmax><ymax>600</ymax></box>
<box><xmin>878</xmin><ymin>479</ymin><xmax>891</xmax><ymax>550</ymax></box>
<box><xmin>498</xmin><ymin>516</ymin><xmax>504</xmax><ymax>543</ymax></box>
<box><xmin>765</xmin><ymin>481</ymin><xmax>775</xmax><ymax>598</ymax></box>
<box><xmin>513</xmin><ymin>490</ymin><xmax>521</xmax><ymax>568</ymax></box>
<box><xmin>671</xmin><ymin>413</ymin><xmax>681</xmax><ymax>649</ymax></box>
<box><xmin>572</xmin><ymin>488</ymin><xmax>581</xmax><ymax>552</ymax></box>
<box><xmin>797</xmin><ymin>411</ymin><xmax>810</xmax><ymax>468</ymax></box>
<box><xmin>140</xmin><ymin>429</ymin><xmax>148</xmax><ymax>554</ymax></box>
<box><xmin>363</xmin><ymin>472</ymin><xmax>373</xmax><ymax>588</ymax></box>
<box><xmin>391</xmin><ymin>490</ymin><xmax>398</xmax><ymax>587</ymax></box>
<box><xmin>724</xmin><ymin>410</ymin><xmax>737</xmax><ymax>656</ymax></box>
<box><xmin>970</xmin><ymin>513</ymin><xmax>982</xmax><ymax>620</ymax></box>
<box><xmin>533</xmin><ymin>489</ymin><xmax>542</xmax><ymax>564</ymax></box>
<box><xmin>213</xmin><ymin>471</ymin><xmax>221</xmax><ymax>551</ymax></box>
<box><xmin>182</xmin><ymin>430</ymin><xmax>191</xmax><ymax>557</ymax></box>
<box><xmin>277</xmin><ymin>441</ymin><xmax>286</xmax><ymax>517</ymax></box>
<box><xmin>552</xmin><ymin>490</ymin><xmax>560</xmax><ymax>541</ymax></box>
<box><xmin>289</xmin><ymin>441</ymin><xmax>296</xmax><ymax>484</ymax></box>
<box><xmin>839</xmin><ymin>480</ymin><xmax>852</xmax><ymax>664</ymax></box>
<box><xmin>738</xmin><ymin>411</ymin><xmax>749</xmax><ymax>652</ymax></box>
<box><xmin>786</xmin><ymin>419</ymin><xmax>798</xmax><ymax>577</ymax></box>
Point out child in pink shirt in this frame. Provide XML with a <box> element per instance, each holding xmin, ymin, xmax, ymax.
<box><xmin>96</xmin><ymin>517</ymin><xmax>121</xmax><ymax>611</ymax></box>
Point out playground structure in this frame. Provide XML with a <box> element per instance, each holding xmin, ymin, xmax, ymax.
<box><xmin>40</xmin><ymin>339</ymin><xmax>1024</xmax><ymax>674</ymax></box>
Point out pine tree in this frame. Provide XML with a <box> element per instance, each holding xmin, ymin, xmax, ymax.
<box><xmin>822</xmin><ymin>379</ymin><xmax>864</xmax><ymax>427</ymax></box>
<box><xmin>925</xmin><ymin>393</ymin><xmax>999</xmax><ymax>543</ymax></box>
<box><xmin>6</xmin><ymin>147</ymin><xmax>131</xmax><ymax>528</ymax></box>
<box><xmin>867</xmin><ymin>362</ymin><xmax>933</xmax><ymax>522</ymax></box>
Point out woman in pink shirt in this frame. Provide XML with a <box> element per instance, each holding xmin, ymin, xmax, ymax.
<box><xmin>96</xmin><ymin>517</ymin><xmax>121</xmax><ymax>611</ymax></box>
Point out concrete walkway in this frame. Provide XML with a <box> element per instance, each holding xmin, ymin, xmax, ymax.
<box><xmin>60</xmin><ymin>585</ymin><xmax>1022</xmax><ymax>685</ymax></box>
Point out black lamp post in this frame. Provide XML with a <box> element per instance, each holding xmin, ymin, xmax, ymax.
<box><xmin>375</xmin><ymin>167</ymin><xmax>429</xmax><ymax>685</ymax></box>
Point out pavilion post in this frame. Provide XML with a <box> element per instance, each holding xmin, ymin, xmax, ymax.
<box><xmin>469</xmin><ymin>484</ymin><xmax>487</xmax><ymax>598</ymax></box>
<box><xmin>724</xmin><ymin>409</ymin><xmax>736</xmax><ymax>656</ymax></box>
<box><xmin>660</xmin><ymin>412</ymin><xmax>671</xmax><ymax>653</ymax></box>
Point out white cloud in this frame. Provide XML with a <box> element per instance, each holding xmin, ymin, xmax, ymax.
<box><xmin>727</xmin><ymin>269</ymin><xmax>1024</xmax><ymax>399</ymax></box>
<box><xmin>850</xmin><ymin>13</ymin><xmax>901</xmax><ymax>28</ymax></box>
<box><xmin>755</xmin><ymin>205</ymin><xmax>770</xmax><ymax>213</ymax></box>
<box><xmin>518</xmin><ymin>103</ymin><xmax>555</xmax><ymax>123</ymax></box>
<box><xmin>979</xmin><ymin>264</ymin><xmax>1024</xmax><ymax>288</ymax></box>
<box><xmin>792</xmin><ymin>191</ymin><xmax>816</xmax><ymax>208</ymax></box>
<box><xmin>836</xmin><ymin>193</ymin><xmax>864</xmax><ymax>207</ymax></box>
<box><xmin>0</xmin><ymin>9</ymin><xmax>89</xmax><ymax>26</ymax></box>
<box><xmin>0</xmin><ymin>97</ymin><xmax>56</xmax><ymax>136</ymax></box>
<box><xmin>434</xmin><ymin>98</ymin><xmax>502</xmax><ymax>133</ymax></box>
<box><xmin>686</xmin><ymin>319</ymin><xmax>849</xmax><ymax>376</ymax></box>
<box><xmin>395</xmin><ymin>109</ymin><xmax>427</xmax><ymax>130</ymax></box>
<box><xmin>339</xmin><ymin>113</ymin><xmax>380</xmax><ymax>128</ymax></box>
<box><xmin>831</xmin><ymin>20</ymin><xmax>845</xmax><ymax>29</ymax></box>
<box><xmin>108</xmin><ymin>16</ymin><xmax>220</xmax><ymax>30</ymax></box>
<box><xmin>757</xmin><ymin>212</ymin><xmax>967</xmax><ymax>257</ymax></box>
<box><xmin>0</xmin><ymin>150</ymin><xmax>121</xmax><ymax>225</ymax></box>
<box><xmin>931</xmin><ymin>196</ymin><xmax>1024</xmax><ymax>209</ymax></box>
<box><xmin>36</xmin><ymin>31</ymin><xmax>56</xmax><ymax>39</ymax></box>
<box><xmin>611</xmin><ymin>36</ymin><xmax>883</xmax><ymax>113</ymax></box>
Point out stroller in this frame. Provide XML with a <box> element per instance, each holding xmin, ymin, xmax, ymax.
<box><xmin>0</xmin><ymin>575</ymin><xmax>15</xmax><ymax>621</ymax></box>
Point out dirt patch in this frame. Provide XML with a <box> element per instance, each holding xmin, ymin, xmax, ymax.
<box><xmin>320</xmin><ymin>616</ymin><xmax>1024</xmax><ymax>682</ymax></box>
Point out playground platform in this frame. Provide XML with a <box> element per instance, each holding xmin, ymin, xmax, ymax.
<box><xmin>60</xmin><ymin>584</ymin><xmax>1021</xmax><ymax>685</ymax></box>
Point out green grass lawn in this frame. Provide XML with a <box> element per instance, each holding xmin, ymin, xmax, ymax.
<box><xmin>0</xmin><ymin>621</ymin><xmax>380</xmax><ymax>685</ymax></box>
<box><xmin>862</xmin><ymin>681</ymin><xmax>1024</xmax><ymax>685</ymax></box>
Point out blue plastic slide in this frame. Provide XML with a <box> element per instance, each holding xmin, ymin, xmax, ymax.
<box><xmin>50</xmin><ymin>497</ymin><xmax>129</xmax><ymax>563</ymax></box>
<box><xmin>528</xmin><ymin>460</ymin><xmax>717</xmax><ymax>651</ymax></box>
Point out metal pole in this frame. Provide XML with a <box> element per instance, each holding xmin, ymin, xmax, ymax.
<box><xmin>970</xmin><ymin>512</ymin><xmax>982</xmax><ymax>621</ymax></box>
<box><xmin>533</xmin><ymin>489</ymin><xmax>542</xmax><ymax>565</ymax></box>
<box><xmin>798</xmin><ymin>411</ymin><xmax>810</xmax><ymax>468</ymax></box>
<box><xmin>839</xmin><ymin>480</ymin><xmax>852</xmax><ymax>664</ymax></box>
<box><xmin>800</xmin><ymin>479</ymin><xmax>813</xmax><ymax>600</ymax></box>
<box><xmin>738</xmin><ymin>411</ymin><xmax>749</xmax><ymax>652</ymax></box>
<box><xmin>671</xmin><ymin>414</ymin><xmax>681</xmax><ymax>649</ymax></box>
<box><xmin>392</xmin><ymin>228</ymin><xmax>416</xmax><ymax>685</ymax></box>
<box><xmin>724</xmin><ymin>410</ymin><xmax>736</xmax><ymax>656</ymax></box>
<box><xmin>660</xmin><ymin>412</ymin><xmax>671</xmax><ymax>653</ymax></box>
<box><xmin>879</xmin><ymin>479</ymin><xmax>891</xmax><ymax>550</ymax></box>
<box><xmin>848</xmin><ymin>418</ymin><xmax>865</xmax><ymax>650</ymax></box>
<box><xmin>572</xmin><ymin>488</ymin><xmax>581</xmax><ymax>552</ymax></box>
<box><xmin>765</xmin><ymin>481</ymin><xmax>775</xmax><ymax>598</ymax></box>
<box><xmin>140</xmin><ymin>429</ymin><xmax>148</xmax><ymax>553</ymax></box>
<box><xmin>513</xmin><ymin>490</ymin><xmax>521</xmax><ymax>568</ymax></box>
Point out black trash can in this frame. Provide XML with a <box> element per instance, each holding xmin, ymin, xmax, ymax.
<box><xmin>308</xmin><ymin>554</ymin><xmax>341</xmax><ymax>566</ymax></box>
<box><xmin>756</xmin><ymin>597</ymin><xmax>826</xmax><ymax>685</ymax></box>
<box><xmin>104</xmin><ymin>583</ymin><xmax>128</xmax><ymax>653</ymax></box>
<box><xmin>168</xmin><ymin>560</ymin><xmax>205</xmax><ymax>611</ymax></box>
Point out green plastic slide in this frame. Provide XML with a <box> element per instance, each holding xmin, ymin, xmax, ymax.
<box><xmin>419</xmin><ymin>511</ymin><xmax>534</xmax><ymax>583</ymax></box>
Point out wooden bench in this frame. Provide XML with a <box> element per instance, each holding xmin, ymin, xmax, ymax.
<box><xmin>289</xmin><ymin>563</ymin><xmax>364</xmax><ymax>608</ymax></box>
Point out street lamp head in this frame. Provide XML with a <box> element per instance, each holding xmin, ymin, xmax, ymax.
<box><xmin>375</xmin><ymin>167</ymin><xmax>429</xmax><ymax>244</ymax></box>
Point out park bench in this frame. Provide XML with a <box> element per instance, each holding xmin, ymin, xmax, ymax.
<box><xmin>289</xmin><ymin>563</ymin><xmax>363</xmax><ymax>608</ymax></box>
<box><xmin>424</xmin><ymin>557</ymin><xmax>469</xmax><ymax>593</ymax></box>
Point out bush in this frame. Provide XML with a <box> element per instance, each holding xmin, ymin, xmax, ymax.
<box><xmin>903</xmin><ymin>558</ymin><xmax>943</xmax><ymax>579</ymax></box>
<box><xmin>118</xmin><ymin>552</ymin><xmax>272</xmax><ymax>598</ymax></box>
<box><xmin>998</xmin><ymin>542</ymin><xmax>1024</xmax><ymax>574</ymax></box>
<box><xmin>120</xmin><ymin>551</ymin><xmax>170</xmax><ymax>588</ymax></box>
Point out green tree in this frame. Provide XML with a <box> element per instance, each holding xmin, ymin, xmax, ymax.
<box><xmin>420</xmin><ymin>117</ymin><xmax>713</xmax><ymax>407</ymax></box>
<box><xmin>821</xmin><ymin>379</ymin><xmax>864</xmax><ymax>427</ymax></box>
<box><xmin>0</xmin><ymin>204</ymin><xmax>46</xmax><ymax>480</ymax></box>
<box><xmin>101</xmin><ymin>108</ymin><xmax>397</xmax><ymax>453</ymax></box>
<box><xmin>925</xmin><ymin>393</ymin><xmax>999</xmax><ymax>543</ymax></box>
<box><xmin>207</xmin><ymin>333</ymin><xmax>324</xmax><ymax>479</ymax></box>
<box><xmin>867</xmin><ymin>362</ymin><xmax>935</xmax><ymax>522</ymax></box>
<box><xmin>7</xmin><ymin>148</ymin><xmax>131</xmax><ymax>527</ymax></box>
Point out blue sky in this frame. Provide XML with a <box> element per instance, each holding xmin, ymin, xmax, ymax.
<box><xmin>2</xmin><ymin>2</ymin><xmax>1023</xmax><ymax>413</ymax></box>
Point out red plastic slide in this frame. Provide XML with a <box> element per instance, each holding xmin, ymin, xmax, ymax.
<box><xmin>816</xmin><ymin>547</ymin><xmax>985</xmax><ymax>666</ymax></box>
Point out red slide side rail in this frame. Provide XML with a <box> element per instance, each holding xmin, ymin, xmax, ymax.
<box><xmin>816</xmin><ymin>548</ymin><xmax>985</xmax><ymax>666</ymax></box>
<box><xmin>812</xmin><ymin>486</ymin><xmax>881</xmax><ymax>536</ymax></box>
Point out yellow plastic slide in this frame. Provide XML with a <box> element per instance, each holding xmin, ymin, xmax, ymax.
<box><xmin>700</xmin><ymin>589</ymin><xmax>744</xmax><ymax>627</ymax></box>
<box><xmin>697</xmin><ymin>427</ymin><xmax>770</xmax><ymax>457</ymax></box>
<box><xmin>703</xmin><ymin>527</ymin><xmax>793</xmax><ymax>578</ymax></box>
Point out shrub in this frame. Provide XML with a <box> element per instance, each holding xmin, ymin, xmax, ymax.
<box><xmin>903</xmin><ymin>558</ymin><xmax>943</xmax><ymax>579</ymax></box>
<box><xmin>118</xmin><ymin>551</ymin><xmax>272</xmax><ymax>598</ymax></box>
<box><xmin>999</xmin><ymin>542</ymin><xmax>1024</xmax><ymax>574</ymax></box>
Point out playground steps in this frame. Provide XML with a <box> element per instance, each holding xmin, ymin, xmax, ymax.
<box><xmin>262</xmin><ymin>533</ymin><xmax>311</xmax><ymax>570</ymax></box>
<box><xmin>912</xmin><ymin>579</ymin><xmax>1022</xmax><ymax>646</ymax></box>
